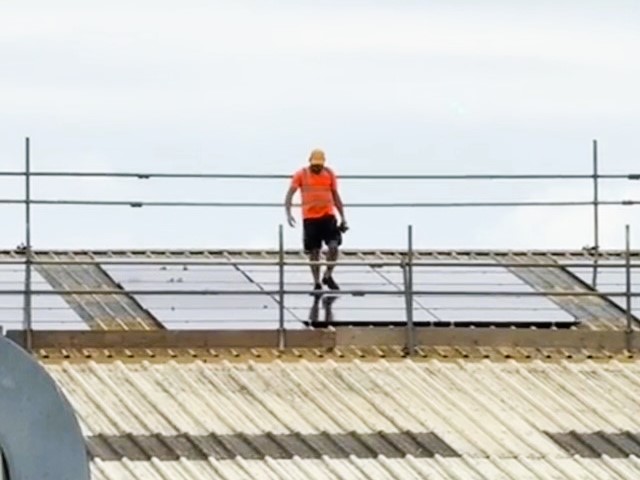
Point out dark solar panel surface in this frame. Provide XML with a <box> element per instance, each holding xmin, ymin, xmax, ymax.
<box><xmin>373</xmin><ymin>264</ymin><xmax>574</xmax><ymax>324</ymax></box>
<box><xmin>104</xmin><ymin>260</ymin><xmax>577</xmax><ymax>329</ymax></box>
<box><xmin>103</xmin><ymin>264</ymin><xmax>302</xmax><ymax>329</ymax></box>
<box><xmin>242</xmin><ymin>265</ymin><xmax>438</xmax><ymax>324</ymax></box>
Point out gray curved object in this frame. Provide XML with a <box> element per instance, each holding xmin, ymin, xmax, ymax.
<box><xmin>0</xmin><ymin>336</ymin><xmax>90</xmax><ymax>480</ymax></box>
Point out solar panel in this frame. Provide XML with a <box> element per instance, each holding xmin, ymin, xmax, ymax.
<box><xmin>569</xmin><ymin>262</ymin><xmax>639</xmax><ymax>314</ymax></box>
<box><xmin>4</xmin><ymin>252</ymin><xmax>633</xmax><ymax>331</ymax></box>
<box><xmin>375</xmin><ymin>263</ymin><xmax>576</xmax><ymax>326</ymax></box>
<box><xmin>240</xmin><ymin>265</ymin><xmax>438</xmax><ymax>324</ymax></box>
<box><xmin>239</xmin><ymin>262</ymin><xmax>577</xmax><ymax>327</ymax></box>
<box><xmin>0</xmin><ymin>265</ymin><xmax>88</xmax><ymax>331</ymax></box>
<box><xmin>103</xmin><ymin>264</ymin><xmax>302</xmax><ymax>329</ymax></box>
<box><xmin>102</xmin><ymin>259</ymin><xmax>581</xmax><ymax>329</ymax></box>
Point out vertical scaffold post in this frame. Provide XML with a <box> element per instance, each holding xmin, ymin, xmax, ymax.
<box><xmin>404</xmin><ymin>225</ymin><xmax>415</xmax><ymax>356</ymax></box>
<box><xmin>625</xmin><ymin>224</ymin><xmax>633</xmax><ymax>333</ymax></box>
<box><xmin>278</xmin><ymin>224</ymin><xmax>285</xmax><ymax>350</ymax></box>
<box><xmin>592</xmin><ymin>139</ymin><xmax>600</xmax><ymax>288</ymax></box>
<box><xmin>23</xmin><ymin>137</ymin><xmax>33</xmax><ymax>352</ymax></box>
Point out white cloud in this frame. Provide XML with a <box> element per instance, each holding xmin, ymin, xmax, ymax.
<box><xmin>0</xmin><ymin>1</ymin><xmax>638</xmax><ymax>250</ymax></box>
<box><xmin>484</xmin><ymin>183</ymin><xmax>640</xmax><ymax>249</ymax></box>
<box><xmin>2</xmin><ymin>3</ymin><xmax>638</xmax><ymax>64</ymax></box>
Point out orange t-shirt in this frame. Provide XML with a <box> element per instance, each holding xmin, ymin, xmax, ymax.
<box><xmin>291</xmin><ymin>167</ymin><xmax>337</xmax><ymax>219</ymax></box>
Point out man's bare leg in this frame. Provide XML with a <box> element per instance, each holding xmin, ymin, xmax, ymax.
<box><xmin>322</xmin><ymin>242</ymin><xmax>340</xmax><ymax>290</ymax></box>
<box><xmin>309</xmin><ymin>249</ymin><xmax>321</xmax><ymax>287</ymax></box>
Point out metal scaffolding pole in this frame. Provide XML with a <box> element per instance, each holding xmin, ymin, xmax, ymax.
<box><xmin>1</xmin><ymin>288</ymin><xmax>637</xmax><ymax>297</ymax></box>
<box><xmin>592</xmin><ymin>139</ymin><xmax>600</xmax><ymax>288</ymax></box>
<box><xmin>404</xmin><ymin>225</ymin><xmax>415</xmax><ymax>356</ymax></box>
<box><xmin>626</xmin><ymin>225</ymin><xmax>633</xmax><ymax>333</ymax></box>
<box><xmin>278</xmin><ymin>224</ymin><xmax>285</xmax><ymax>350</ymax></box>
<box><xmin>1</xmin><ymin>199</ymin><xmax>638</xmax><ymax>208</ymax></box>
<box><xmin>0</xmin><ymin>258</ymin><xmax>634</xmax><ymax>269</ymax></box>
<box><xmin>23</xmin><ymin>137</ymin><xmax>33</xmax><ymax>351</ymax></box>
<box><xmin>0</xmin><ymin>170</ymin><xmax>636</xmax><ymax>180</ymax></box>
<box><xmin>1</xmin><ymin>137</ymin><xmax>638</xmax><ymax>346</ymax></box>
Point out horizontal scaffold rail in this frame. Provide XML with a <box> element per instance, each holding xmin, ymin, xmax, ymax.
<box><xmin>1</xmin><ymin>171</ymin><xmax>639</xmax><ymax>180</ymax></box>
<box><xmin>1</xmin><ymin>199</ymin><xmax>640</xmax><ymax>207</ymax></box>
<box><xmin>0</xmin><ymin>248</ymin><xmax>635</xmax><ymax>258</ymax></box>
<box><xmin>0</xmin><ymin>288</ymin><xmax>638</xmax><ymax>297</ymax></box>
<box><xmin>0</xmin><ymin>259</ymin><xmax>637</xmax><ymax>269</ymax></box>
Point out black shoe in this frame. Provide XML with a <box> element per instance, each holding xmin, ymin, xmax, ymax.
<box><xmin>322</xmin><ymin>276</ymin><xmax>339</xmax><ymax>290</ymax></box>
<box><xmin>311</xmin><ymin>283</ymin><xmax>323</xmax><ymax>296</ymax></box>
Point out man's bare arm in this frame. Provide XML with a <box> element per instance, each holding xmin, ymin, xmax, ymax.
<box><xmin>285</xmin><ymin>186</ymin><xmax>297</xmax><ymax>226</ymax></box>
<box><xmin>332</xmin><ymin>189</ymin><xmax>346</xmax><ymax>223</ymax></box>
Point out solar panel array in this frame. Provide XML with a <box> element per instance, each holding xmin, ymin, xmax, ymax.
<box><xmin>7</xmin><ymin>252</ymin><xmax>638</xmax><ymax>331</ymax></box>
<box><xmin>101</xmin><ymin>260</ymin><xmax>577</xmax><ymax>329</ymax></box>
<box><xmin>102</xmin><ymin>264</ymin><xmax>301</xmax><ymax>330</ymax></box>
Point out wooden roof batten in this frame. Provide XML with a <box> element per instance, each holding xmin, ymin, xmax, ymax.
<box><xmin>6</xmin><ymin>327</ymin><xmax>640</xmax><ymax>355</ymax></box>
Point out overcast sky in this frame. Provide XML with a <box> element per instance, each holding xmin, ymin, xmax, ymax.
<box><xmin>0</xmin><ymin>0</ymin><xmax>638</xmax><ymax>251</ymax></box>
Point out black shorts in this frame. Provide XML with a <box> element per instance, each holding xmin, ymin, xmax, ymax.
<box><xmin>303</xmin><ymin>215</ymin><xmax>342</xmax><ymax>252</ymax></box>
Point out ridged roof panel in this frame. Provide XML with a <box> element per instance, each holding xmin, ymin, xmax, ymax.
<box><xmin>45</xmin><ymin>357</ymin><xmax>640</xmax><ymax>479</ymax></box>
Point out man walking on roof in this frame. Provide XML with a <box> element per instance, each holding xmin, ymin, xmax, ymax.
<box><xmin>285</xmin><ymin>148</ymin><xmax>348</xmax><ymax>293</ymax></box>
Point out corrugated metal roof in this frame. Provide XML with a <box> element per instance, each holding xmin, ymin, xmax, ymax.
<box><xmin>44</xmin><ymin>356</ymin><xmax>640</xmax><ymax>479</ymax></box>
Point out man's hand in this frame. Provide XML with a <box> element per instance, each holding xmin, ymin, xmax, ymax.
<box><xmin>338</xmin><ymin>220</ymin><xmax>349</xmax><ymax>233</ymax></box>
<box><xmin>287</xmin><ymin>213</ymin><xmax>296</xmax><ymax>227</ymax></box>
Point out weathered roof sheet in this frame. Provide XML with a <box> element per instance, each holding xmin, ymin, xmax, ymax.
<box><xmin>44</xmin><ymin>355</ymin><xmax>640</xmax><ymax>479</ymax></box>
<box><xmin>35</xmin><ymin>252</ymin><xmax>161</xmax><ymax>330</ymax></box>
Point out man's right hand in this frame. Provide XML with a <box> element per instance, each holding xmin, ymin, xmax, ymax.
<box><xmin>287</xmin><ymin>213</ymin><xmax>296</xmax><ymax>227</ymax></box>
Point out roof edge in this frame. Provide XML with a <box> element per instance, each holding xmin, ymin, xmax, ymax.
<box><xmin>1</xmin><ymin>248</ymin><xmax>638</xmax><ymax>256</ymax></box>
<box><xmin>6</xmin><ymin>328</ymin><xmax>640</xmax><ymax>354</ymax></box>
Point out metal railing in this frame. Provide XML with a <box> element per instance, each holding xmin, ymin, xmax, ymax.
<box><xmin>0</xmin><ymin>231</ymin><xmax>637</xmax><ymax>354</ymax></box>
<box><xmin>0</xmin><ymin>137</ymin><xmax>638</xmax><ymax>353</ymax></box>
